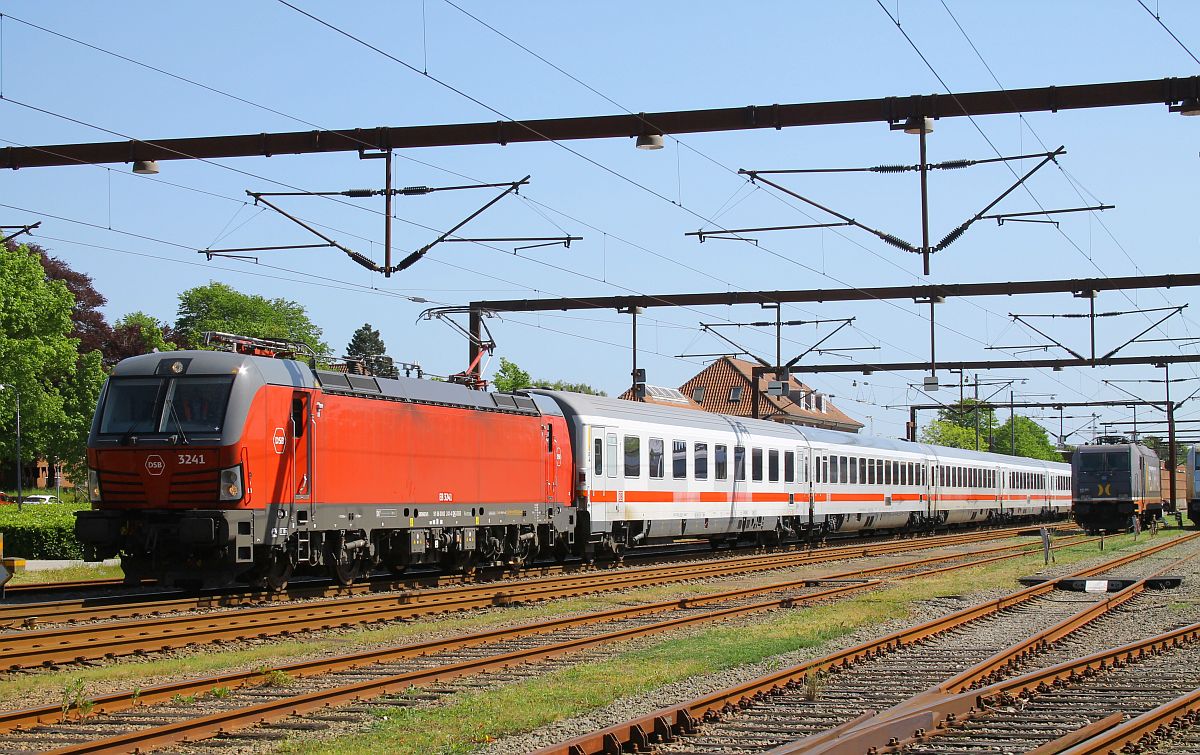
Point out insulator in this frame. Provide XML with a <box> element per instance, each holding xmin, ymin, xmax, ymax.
<box><xmin>937</xmin><ymin>223</ymin><xmax>970</xmax><ymax>250</ymax></box>
<box><xmin>879</xmin><ymin>233</ymin><xmax>918</xmax><ymax>253</ymax></box>
<box><xmin>870</xmin><ymin>163</ymin><xmax>916</xmax><ymax>174</ymax></box>
<box><xmin>934</xmin><ymin>159</ymin><xmax>975</xmax><ymax>171</ymax></box>
<box><xmin>344</xmin><ymin>189</ymin><xmax>375</xmax><ymax>198</ymax></box>
<box><xmin>346</xmin><ymin>250</ymin><xmax>382</xmax><ymax>271</ymax></box>
<box><xmin>400</xmin><ymin>185</ymin><xmax>433</xmax><ymax>195</ymax></box>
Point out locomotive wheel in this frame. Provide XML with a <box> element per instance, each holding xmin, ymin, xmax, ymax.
<box><xmin>552</xmin><ymin>536</ymin><xmax>571</xmax><ymax>563</ymax></box>
<box><xmin>119</xmin><ymin>552</ymin><xmax>152</xmax><ymax>585</ymax></box>
<box><xmin>326</xmin><ymin>539</ymin><xmax>364</xmax><ymax>586</ymax></box>
<box><xmin>251</xmin><ymin>549</ymin><xmax>294</xmax><ymax>591</ymax></box>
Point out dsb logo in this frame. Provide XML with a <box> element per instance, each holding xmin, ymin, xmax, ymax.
<box><xmin>145</xmin><ymin>455</ymin><xmax>166</xmax><ymax>476</ymax></box>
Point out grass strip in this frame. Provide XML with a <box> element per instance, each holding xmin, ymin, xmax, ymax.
<box><xmin>278</xmin><ymin>531</ymin><xmax>1173</xmax><ymax>755</ymax></box>
<box><xmin>8</xmin><ymin>563</ymin><xmax>124</xmax><ymax>585</ymax></box>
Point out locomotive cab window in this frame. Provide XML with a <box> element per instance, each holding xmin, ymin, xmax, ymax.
<box><xmin>291</xmin><ymin>397</ymin><xmax>306</xmax><ymax>438</ymax></box>
<box><xmin>98</xmin><ymin>375</ymin><xmax>235</xmax><ymax>436</ymax></box>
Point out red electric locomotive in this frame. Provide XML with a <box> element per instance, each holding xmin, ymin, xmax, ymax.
<box><xmin>76</xmin><ymin>334</ymin><xmax>575</xmax><ymax>588</ymax></box>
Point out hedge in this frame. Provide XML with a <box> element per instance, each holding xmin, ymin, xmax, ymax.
<box><xmin>0</xmin><ymin>503</ymin><xmax>88</xmax><ymax>560</ymax></box>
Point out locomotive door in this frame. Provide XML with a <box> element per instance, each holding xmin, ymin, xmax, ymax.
<box><xmin>290</xmin><ymin>392</ymin><xmax>313</xmax><ymax>514</ymax></box>
<box><xmin>543</xmin><ymin>423</ymin><xmax>560</xmax><ymax>503</ymax></box>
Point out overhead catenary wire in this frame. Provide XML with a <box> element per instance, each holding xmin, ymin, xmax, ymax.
<box><xmin>879</xmin><ymin>0</ymin><xmax>1197</xmax><ymax>413</ymax></box>
<box><xmin>276</xmin><ymin>2</ymin><xmax>1117</xmax><ymax>415</ymax></box>
<box><xmin>0</xmin><ymin>5</ymin><xmax>1161</xmax><ymax>432</ymax></box>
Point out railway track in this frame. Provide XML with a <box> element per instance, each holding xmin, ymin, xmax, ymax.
<box><xmin>0</xmin><ymin>522</ymin><xmax>1069</xmax><ymax>603</ymax></box>
<box><xmin>0</xmin><ymin>527</ymin><xmax>1089</xmax><ymax>753</ymax></box>
<box><xmin>534</xmin><ymin>530</ymin><xmax>1200</xmax><ymax>755</ymax></box>
<box><xmin>0</xmin><ymin>526</ymin><xmax>1054</xmax><ymax>669</ymax></box>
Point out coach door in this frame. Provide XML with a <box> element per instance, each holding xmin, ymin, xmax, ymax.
<box><xmin>589</xmin><ymin>426</ymin><xmax>623</xmax><ymax>523</ymax></box>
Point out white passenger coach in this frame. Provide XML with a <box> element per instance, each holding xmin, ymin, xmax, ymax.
<box><xmin>534</xmin><ymin>391</ymin><xmax>1071</xmax><ymax>556</ymax></box>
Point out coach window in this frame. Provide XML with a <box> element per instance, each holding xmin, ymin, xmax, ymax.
<box><xmin>848</xmin><ymin>456</ymin><xmax>858</xmax><ymax>484</ymax></box>
<box><xmin>751</xmin><ymin>448</ymin><xmax>763</xmax><ymax>482</ymax></box>
<box><xmin>840</xmin><ymin>456</ymin><xmax>849</xmax><ymax>484</ymax></box>
<box><xmin>784</xmin><ymin>451</ymin><xmax>795</xmax><ymax>483</ymax></box>
<box><xmin>606</xmin><ymin>434</ymin><xmax>618</xmax><ymax>478</ymax></box>
<box><xmin>715</xmin><ymin>444</ymin><xmax>728</xmax><ymax>480</ymax></box>
<box><xmin>648</xmin><ymin>438</ymin><xmax>665</xmax><ymax>479</ymax></box>
<box><xmin>861</xmin><ymin>457</ymin><xmax>868</xmax><ymax>483</ymax></box>
<box><xmin>695</xmin><ymin>443</ymin><xmax>708</xmax><ymax>480</ymax></box>
<box><xmin>734</xmin><ymin>446</ymin><xmax>747</xmax><ymax>481</ymax></box>
<box><xmin>594</xmin><ymin>437</ymin><xmax>603</xmax><ymax>476</ymax></box>
<box><xmin>673</xmin><ymin>440</ymin><xmax>687</xmax><ymax>480</ymax></box>
<box><xmin>829</xmin><ymin>455</ymin><xmax>839</xmax><ymax>484</ymax></box>
<box><xmin>769</xmin><ymin>449</ymin><xmax>780</xmax><ymax>482</ymax></box>
<box><xmin>882</xmin><ymin>460</ymin><xmax>890</xmax><ymax>485</ymax></box>
<box><xmin>624</xmin><ymin>436</ymin><xmax>641</xmax><ymax>478</ymax></box>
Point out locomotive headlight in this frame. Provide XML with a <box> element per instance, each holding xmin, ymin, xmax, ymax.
<box><xmin>219</xmin><ymin>465</ymin><xmax>244</xmax><ymax>502</ymax></box>
<box><xmin>88</xmin><ymin>469</ymin><xmax>102</xmax><ymax>503</ymax></box>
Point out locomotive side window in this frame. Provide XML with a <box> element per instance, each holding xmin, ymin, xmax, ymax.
<box><xmin>715</xmin><ymin>445</ymin><xmax>728</xmax><ymax>480</ymax></box>
<box><xmin>606</xmin><ymin>434</ymin><xmax>618</xmax><ymax>478</ymax></box>
<box><xmin>734</xmin><ymin>446</ymin><xmax>746</xmax><ymax>481</ymax></box>
<box><xmin>594</xmin><ymin>438</ymin><xmax>603</xmax><ymax>476</ymax></box>
<box><xmin>769</xmin><ymin>450</ymin><xmax>779</xmax><ymax>482</ymax></box>
<box><xmin>291</xmin><ymin>398</ymin><xmax>306</xmax><ymax>438</ymax></box>
<box><xmin>673</xmin><ymin>440</ymin><xmax>687</xmax><ymax>480</ymax></box>
<box><xmin>695</xmin><ymin>443</ymin><xmax>708</xmax><ymax>480</ymax></box>
<box><xmin>648</xmin><ymin>438</ymin><xmax>664</xmax><ymax>479</ymax></box>
<box><xmin>784</xmin><ymin>451</ymin><xmax>794</xmax><ymax>483</ymax></box>
<box><xmin>624</xmin><ymin>436</ymin><xmax>641</xmax><ymax>478</ymax></box>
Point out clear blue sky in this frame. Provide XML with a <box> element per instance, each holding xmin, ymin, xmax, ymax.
<box><xmin>3</xmin><ymin>1</ymin><xmax>1199</xmax><ymax>441</ymax></box>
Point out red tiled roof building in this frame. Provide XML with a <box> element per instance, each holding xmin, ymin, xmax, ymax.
<box><xmin>618</xmin><ymin>356</ymin><xmax>863</xmax><ymax>433</ymax></box>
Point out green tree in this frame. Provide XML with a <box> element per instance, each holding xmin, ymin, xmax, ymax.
<box><xmin>993</xmin><ymin>415</ymin><xmax>1064</xmax><ymax>461</ymax></box>
<box><xmin>1140</xmin><ymin>435</ymin><xmax>1187</xmax><ymax>467</ymax></box>
<box><xmin>920</xmin><ymin>399</ymin><xmax>998</xmax><ymax>451</ymax></box>
<box><xmin>0</xmin><ymin>244</ymin><xmax>105</xmax><ymax>483</ymax></box>
<box><xmin>174</xmin><ymin>282</ymin><xmax>328</xmax><ymax>356</ymax></box>
<box><xmin>531</xmin><ymin>378</ymin><xmax>607</xmax><ymax>396</ymax></box>
<box><xmin>345</xmin><ymin>323</ymin><xmax>396</xmax><ymax>378</ymax></box>
<box><xmin>109</xmin><ymin>311</ymin><xmax>178</xmax><ymax>362</ymax></box>
<box><xmin>920</xmin><ymin>419</ymin><xmax>981</xmax><ymax>450</ymax></box>
<box><xmin>491</xmin><ymin>357</ymin><xmax>531</xmax><ymax>393</ymax></box>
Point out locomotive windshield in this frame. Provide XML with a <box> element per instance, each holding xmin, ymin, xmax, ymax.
<box><xmin>98</xmin><ymin>376</ymin><xmax>235</xmax><ymax>437</ymax></box>
<box><xmin>1077</xmin><ymin>451</ymin><xmax>1131</xmax><ymax>473</ymax></box>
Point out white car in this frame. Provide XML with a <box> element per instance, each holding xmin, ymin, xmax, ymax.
<box><xmin>21</xmin><ymin>495</ymin><xmax>61</xmax><ymax>505</ymax></box>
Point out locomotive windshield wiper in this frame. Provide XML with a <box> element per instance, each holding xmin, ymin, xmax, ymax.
<box><xmin>165</xmin><ymin>400</ymin><xmax>190</xmax><ymax>446</ymax></box>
